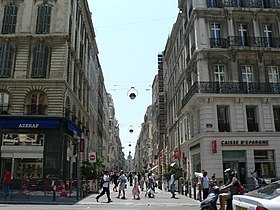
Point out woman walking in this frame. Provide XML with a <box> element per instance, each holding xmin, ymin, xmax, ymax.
<box><xmin>132</xmin><ymin>172</ymin><xmax>140</xmax><ymax>200</ymax></box>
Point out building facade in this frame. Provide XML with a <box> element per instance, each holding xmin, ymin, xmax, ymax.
<box><xmin>162</xmin><ymin>0</ymin><xmax>280</xmax><ymax>186</ymax></box>
<box><xmin>0</xmin><ymin>0</ymin><xmax>123</xmax><ymax>181</ymax></box>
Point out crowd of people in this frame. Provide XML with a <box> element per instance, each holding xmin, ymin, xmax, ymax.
<box><xmin>95</xmin><ymin>170</ymin><xmax>157</xmax><ymax>202</ymax></box>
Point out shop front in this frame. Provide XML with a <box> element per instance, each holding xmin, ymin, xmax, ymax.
<box><xmin>0</xmin><ymin>117</ymin><xmax>82</xmax><ymax>184</ymax></box>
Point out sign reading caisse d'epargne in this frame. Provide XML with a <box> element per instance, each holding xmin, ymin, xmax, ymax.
<box><xmin>221</xmin><ymin>140</ymin><xmax>269</xmax><ymax>146</ymax></box>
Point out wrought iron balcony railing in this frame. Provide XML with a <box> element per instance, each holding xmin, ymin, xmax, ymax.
<box><xmin>207</xmin><ymin>0</ymin><xmax>280</xmax><ymax>9</ymax></box>
<box><xmin>182</xmin><ymin>82</ymin><xmax>280</xmax><ymax>108</ymax></box>
<box><xmin>210</xmin><ymin>37</ymin><xmax>280</xmax><ymax>48</ymax></box>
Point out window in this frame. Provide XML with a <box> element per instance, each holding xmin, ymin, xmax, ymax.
<box><xmin>36</xmin><ymin>4</ymin><xmax>52</xmax><ymax>34</ymax></box>
<box><xmin>268</xmin><ymin>66</ymin><xmax>279</xmax><ymax>83</ymax></box>
<box><xmin>246</xmin><ymin>106</ymin><xmax>258</xmax><ymax>132</ymax></box>
<box><xmin>32</xmin><ymin>43</ymin><xmax>49</xmax><ymax>78</ymax></box>
<box><xmin>0</xmin><ymin>42</ymin><xmax>14</xmax><ymax>78</ymax></box>
<box><xmin>211</xmin><ymin>23</ymin><xmax>221</xmax><ymax>47</ymax></box>
<box><xmin>217</xmin><ymin>106</ymin><xmax>230</xmax><ymax>132</ymax></box>
<box><xmin>242</xmin><ymin>65</ymin><xmax>253</xmax><ymax>83</ymax></box>
<box><xmin>1</xmin><ymin>4</ymin><xmax>18</xmax><ymax>34</ymax></box>
<box><xmin>263</xmin><ymin>25</ymin><xmax>273</xmax><ymax>47</ymax></box>
<box><xmin>254</xmin><ymin>150</ymin><xmax>276</xmax><ymax>178</ymax></box>
<box><xmin>214</xmin><ymin>65</ymin><xmax>225</xmax><ymax>82</ymax></box>
<box><xmin>273</xmin><ymin>107</ymin><xmax>280</xmax><ymax>131</ymax></box>
<box><xmin>238</xmin><ymin>24</ymin><xmax>248</xmax><ymax>46</ymax></box>
<box><xmin>27</xmin><ymin>92</ymin><xmax>46</xmax><ymax>115</ymax></box>
<box><xmin>0</xmin><ymin>92</ymin><xmax>9</xmax><ymax>114</ymax></box>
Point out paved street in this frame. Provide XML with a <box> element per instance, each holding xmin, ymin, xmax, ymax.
<box><xmin>0</xmin><ymin>184</ymin><xmax>201</xmax><ymax>210</ymax></box>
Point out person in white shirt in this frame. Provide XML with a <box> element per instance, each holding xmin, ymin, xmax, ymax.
<box><xmin>132</xmin><ymin>171</ymin><xmax>140</xmax><ymax>200</ymax></box>
<box><xmin>170</xmin><ymin>172</ymin><xmax>176</xmax><ymax>198</ymax></box>
<box><xmin>117</xmin><ymin>170</ymin><xmax>127</xmax><ymax>199</ymax></box>
<box><xmin>201</xmin><ymin>171</ymin><xmax>210</xmax><ymax>199</ymax></box>
<box><xmin>96</xmin><ymin>171</ymin><xmax>112</xmax><ymax>203</ymax></box>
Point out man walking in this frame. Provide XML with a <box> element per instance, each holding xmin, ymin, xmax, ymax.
<box><xmin>170</xmin><ymin>171</ymin><xmax>176</xmax><ymax>198</ymax></box>
<box><xmin>96</xmin><ymin>171</ymin><xmax>112</xmax><ymax>203</ymax></box>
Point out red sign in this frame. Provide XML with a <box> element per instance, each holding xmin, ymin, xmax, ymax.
<box><xmin>174</xmin><ymin>148</ymin><xmax>180</xmax><ymax>160</ymax></box>
<box><xmin>212</xmin><ymin>139</ymin><xmax>217</xmax><ymax>154</ymax></box>
<box><xmin>80</xmin><ymin>139</ymin><xmax>84</xmax><ymax>152</ymax></box>
<box><xmin>89</xmin><ymin>152</ymin><xmax>96</xmax><ymax>163</ymax></box>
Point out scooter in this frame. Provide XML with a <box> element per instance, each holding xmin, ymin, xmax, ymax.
<box><xmin>200</xmin><ymin>186</ymin><xmax>220</xmax><ymax>210</ymax></box>
<box><xmin>200</xmin><ymin>186</ymin><xmax>233</xmax><ymax>210</ymax></box>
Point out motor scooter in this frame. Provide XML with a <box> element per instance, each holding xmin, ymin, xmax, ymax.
<box><xmin>200</xmin><ymin>186</ymin><xmax>233</xmax><ymax>210</ymax></box>
<box><xmin>200</xmin><ymin>186</ymin><xmax>220</xmax><ymax>210</ymax></box>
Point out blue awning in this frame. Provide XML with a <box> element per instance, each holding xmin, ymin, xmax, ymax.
<box><xmin>67</xmin><ymin>122</ymin><xmax>82</xmax><ymax>137</ymax></box>
<box><xmin>0</xmin><ymin>119</ymin><xmax>60</xmax><ymax>129</ymax></box>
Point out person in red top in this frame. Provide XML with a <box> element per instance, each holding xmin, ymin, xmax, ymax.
<box><xmin>4</xmin><ymin>169</ymin><xmax>11</xmax><ymax>195</ymax></box>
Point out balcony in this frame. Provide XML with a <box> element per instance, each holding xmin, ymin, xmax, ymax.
<box><xmin>218</xmin><ymin>122</ymin><xmax>231</xmax><ymax>132</ymax></box>
<box><xmin>207</xmin><ymin>0</ymin><xmax>280</xmax><ymax>9</ymax></box>
<box><xmin>210</xmin><ymin>37</ymin><xmax>280</xmax><ymax>48</ymax></box>
<box><xmin>182</xmin><ymin>82</ymin><xmax>280</xmax><ymax>108</ymax></box>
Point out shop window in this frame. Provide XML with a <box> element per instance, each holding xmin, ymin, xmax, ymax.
<box><xmin>254</xmin><ymin>150</ymin><xmax>276</xmax><ymax>178</ymax></box>
<box><xmin>246</xmin><ymin>106</ymin><xmax>259</xmax><ymax>132</ymax></box>
<box><xmin>217</xmin><ymin>105</ymin><xmax>230</xmax><ymax>132</ymax></box>
<box><xmin>27</xmin><ymin>92</ymin><xmax>47</xmax><ymax>115</ymax></box>
<box><xmin>14</xmin><ymin>158</ymin><xmax>43</xmax><ymax>179</ymax></box>
<box><xmin>0</xmin><ymin>92</ymin><xmax>9</xmax><ymax>114</ymax></box>
<box><xmin>2</xmin><ymin>4</ymin><xmax>18</xmax><ymax>34</ymax></box>
<box><xmin>2</xmin><ymin>133</ymin><xmax>44</xmax><ymax>146</ymax></box>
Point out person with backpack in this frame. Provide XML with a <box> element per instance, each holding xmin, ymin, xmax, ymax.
<box><xmin>219</xmin><ymin>168</ymin><xmax>243</xmax><ymax>210</ymax></box>
<box><xmin>170</xmin><ymin>171</ymin><xmax>176</xmax><ymax>198</ymax></box>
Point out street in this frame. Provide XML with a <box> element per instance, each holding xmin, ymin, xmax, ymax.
<box><xmin>0</xmin><ymin>184</ymin><xmax>201</xmax><ymax>210</ymax></box>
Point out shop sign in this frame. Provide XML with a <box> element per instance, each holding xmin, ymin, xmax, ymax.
<box><xmin>212</xmin><ymin>139</ymin><xmax>217</xmax><ymax>154</ymax></box>
<box><xmin>221</xmin><ymin>140</ymin><xmax>269</xmax><ymax>146</ymax></box>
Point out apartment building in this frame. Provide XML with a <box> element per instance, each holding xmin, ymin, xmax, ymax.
<box><xmin>161</xmin><ymin>0</ymin><xmax>280</xmax><ymax>185</ymax></box>
<box><xmin>0</xmin><ymin>0</ymin><xmax>122</xmax><ymax>181</ymax></box>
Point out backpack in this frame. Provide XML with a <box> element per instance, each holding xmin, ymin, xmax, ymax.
<box><xmin>237</xmin><ymin>180</ymin><xmax>244</xmax><ymax>194</ymax></box>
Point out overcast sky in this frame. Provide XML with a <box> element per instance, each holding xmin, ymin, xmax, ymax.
<box><xmin>88</xmin><ymin>1</ymin><xmax>179</xmax><ymax>158</ymax></box>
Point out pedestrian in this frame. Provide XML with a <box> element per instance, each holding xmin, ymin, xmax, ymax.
<box><xmin>117</xmin><ymin>170</ymin><xmax>127</xmax><ymax>199</ymax></box>
<box><xmin>201</xmin><ymin>171</ymin><xmax>210</xmax><ymax>200</ymax></box>
<box><xmin>170</xmin><ymin>171</ymin><xmax>176</xmax><ymax>198</ymax></box>
<box><xmin>96</xmin><ymin>171</ymin><xmax>112</xmax><ymax>203</ymax></box>
<box><xmin>139</xmin><ymin>172</ymin><xmax>145</xmax><ymax>191</ymax></box>
<box><xmin>3</xmin><ymin>168</ymin><xmax>11</xmax><ymax>196</ymax></box>
<box><xmin>132</xmin><ymin>172</ymin><xmax>140</xmax><ymax>200</ymax></box>
<box><xmin>112</xmin><ymin>172</ymin><xmax>119</xmax><ymax>192</ymax></box>
<box><xmin>253</xmin><ymin>169</ymin><xmax>259</xmax><ymax>189</ymax></box>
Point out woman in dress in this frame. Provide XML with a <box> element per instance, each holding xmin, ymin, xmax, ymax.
<box><xmin>132</xmin><ymin>171</ymin><xmax>140</xmax><ymax>200</ymax></box>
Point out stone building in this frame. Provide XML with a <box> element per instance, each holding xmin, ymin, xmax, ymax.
<box><xmin>162</xmin><ymin>0</ymin><xmax>280</xmax><ymax>186</ymax></box>
<box><xmin>0</xmin><ymin>0</ymin><xmax>122</xmax><ymax>181</ymax></box>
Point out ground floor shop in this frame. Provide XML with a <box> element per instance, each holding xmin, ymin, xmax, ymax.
<box><xmin>0</xmin><ymin>117</ymin><xmax>83</xmax><ymax>184</ymax></box>
<box><xmin>187</xmin><ymin>134</ymin><xmax>280</xmax><ymax>188</ymax></box>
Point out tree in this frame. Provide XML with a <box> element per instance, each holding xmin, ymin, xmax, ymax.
<box><xmin>80</xmin><ymin>157</ymin><xmax>105</xmax><ymax>180</ymax></box>
<box><xmin>163</xmin><ymin>163</ymin><xmax>180</xmax><ymax>180</ymax></box>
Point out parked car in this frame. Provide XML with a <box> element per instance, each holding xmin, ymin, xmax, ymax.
<box><xmin>232</xmin><ymin>180</ymin><xmax>280</xmax><ymax>210</ymax></box>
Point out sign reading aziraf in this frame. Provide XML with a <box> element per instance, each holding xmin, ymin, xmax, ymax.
<box><xmin>89</xmin><ymin>152</ymin><xmax>96</xmax><ymax>163</ymax></box>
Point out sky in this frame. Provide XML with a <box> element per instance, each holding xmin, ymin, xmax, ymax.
<box><xmin>88</xmin><ymin>1</ymin><xmax>179</xmax><ymax>158</ymax></box>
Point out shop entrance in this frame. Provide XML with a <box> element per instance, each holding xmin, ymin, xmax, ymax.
<box><xmin>222</xmin><ymin>151</ymin><xmax>246</xmax><ymax>184</ymax></box>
